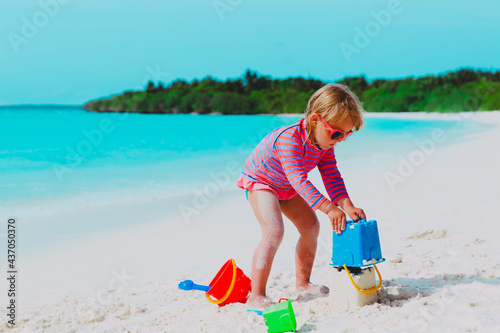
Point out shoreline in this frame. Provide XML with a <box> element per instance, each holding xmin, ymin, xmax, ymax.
<box><xmin>3</xmin><ymin>104</ymin><xmax>498</xmax><ymax>117</ymax></box>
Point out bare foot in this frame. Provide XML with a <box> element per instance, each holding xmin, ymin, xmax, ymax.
<box><xmin>247</xmin><ymin>294</ymin><xmax>274</xmax><ymax>309</ymax></box>
<box><xmin>296</xmin><ymin>283</ymin><xmax>329</xmax><ymax>295</ymax></box>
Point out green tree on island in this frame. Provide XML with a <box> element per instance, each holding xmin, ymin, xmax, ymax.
<box><xmin>83</xmin><ymin>68</ymin><xmax>500</xmax><ymax>114</ymax></box>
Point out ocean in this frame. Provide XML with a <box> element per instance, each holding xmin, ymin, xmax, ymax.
<box><xmin>0</xmin><ymin>106</ymin><xmax>489</xmax><ymax>252</ymax></box>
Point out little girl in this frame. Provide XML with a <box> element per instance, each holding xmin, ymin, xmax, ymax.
<box><xmin>236</xmin><ymin>83</ymin><xmax>367</xmax><ymax>308</ymax></box>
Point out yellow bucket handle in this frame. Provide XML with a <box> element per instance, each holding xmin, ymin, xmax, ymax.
<box><xmin>206</xmin><ymin>259</ymin><xmax>237</xmax><ymax>304</ymax></box>
<box><xmin>343</xmin><ymin>264</ymin><xmax>382</xmax><ymax>294</ymax></box>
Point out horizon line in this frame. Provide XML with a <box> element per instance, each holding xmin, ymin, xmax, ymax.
<box><xmin>2</xmin><ymin>65</ymin><xmax>499</xmax><ymax>107</ymax></box>
<box><xmin>0</xmin><ymin>104</ymin><xmax>84</xmax><ymax>108</ymax></box>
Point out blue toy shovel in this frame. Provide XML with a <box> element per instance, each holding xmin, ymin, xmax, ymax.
<box><xmin>178</xmin><ymin>279</ymin><xmax>211</xmax><ymax>292</ymax></box>
<box><xmin>247</xmin><ymin>309</ymin><xmax>264</xmax><ymax>315</ymax></box>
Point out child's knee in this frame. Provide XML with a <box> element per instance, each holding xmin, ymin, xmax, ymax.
<box><xmin>302</xmin><ymin>217</ymin><xmax>320</xmax><ymax>239</ymax></box>
<box><xmin>263</xmin><ymin>226</ymin><xmax>284</xmax><ymax>247</ymax></box>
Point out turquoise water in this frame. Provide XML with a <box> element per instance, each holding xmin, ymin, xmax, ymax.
<box><xmin>0</xmin><ymin>106</ymin><xmax>487</xmax><ymax>220</ymax></box>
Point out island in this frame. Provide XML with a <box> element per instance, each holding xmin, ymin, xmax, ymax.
<box><xmin>83</xmin><ymin>68</ymin><xmax>500</xmax><ymax>114</ymax></box>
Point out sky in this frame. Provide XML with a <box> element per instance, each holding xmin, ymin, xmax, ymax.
<box><xmin>0</xmin><ymin>0</ymin><xmax>499</xmax><ymax>105</ymax></box>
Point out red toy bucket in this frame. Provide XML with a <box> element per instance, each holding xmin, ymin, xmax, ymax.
<box><xmin>206</xmin><ymin>259</ymin><xmax>251</xmax><ymax>307</ymax></box>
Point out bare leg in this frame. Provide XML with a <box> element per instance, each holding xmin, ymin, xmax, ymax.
<box><xmin>280</xmin><ymin>195</ymin><xmax>328</xmax><ymax>294</ymax></box>
<box><xmin>246</xmin><ymin>189</ymin><xmax>284</xmax><ymax>309</ymax></box>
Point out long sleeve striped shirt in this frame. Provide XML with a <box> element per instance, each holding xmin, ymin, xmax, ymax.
<box><xmin>239</xmin><ymin>117</ymin><xmax>349</xmax><ymax>210</ymax></box>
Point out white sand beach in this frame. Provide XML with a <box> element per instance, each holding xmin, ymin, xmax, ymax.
<box><xmin>3</xmin><ymin>111</ymin><xmax>500</xmax><ymax>332</ymax></box>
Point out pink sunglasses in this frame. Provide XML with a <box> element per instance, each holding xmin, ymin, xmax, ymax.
<box><xmin>317</xmin><ymin>114</ymin><xmax>354</xmax><ymax>141</ymax></box>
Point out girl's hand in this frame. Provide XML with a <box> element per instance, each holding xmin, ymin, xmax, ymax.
<box><xmin>327</xmin><ymin>206</ymin><xmax>346</xmax><ymax>235</ymax></box>
<box><xmin>344</xmin><ymin>206</ymin><xmax>367</xmax><ymax>222</ymax></box>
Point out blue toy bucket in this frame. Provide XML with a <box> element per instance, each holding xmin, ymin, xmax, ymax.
<box><xmin>331</xmin><ymin>220</ymin><xmax>385</xmax><ymax>267</ymax></box>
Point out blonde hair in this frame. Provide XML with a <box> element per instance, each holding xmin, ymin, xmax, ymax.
<box><xmin>304</xmin><ymin>83</ymin><xmax>365</xmax><ymax>148</ymax></box>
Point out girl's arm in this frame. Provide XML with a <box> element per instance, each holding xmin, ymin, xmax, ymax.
<box><xmin>317</xmin><ymin>148</ymin><xmax>349</xmax><ymax>205</ymax></box>
<box><xmin>317</xmin><ymin>149</ymin><xmax>367</xmax><ymax>223</ymax></box>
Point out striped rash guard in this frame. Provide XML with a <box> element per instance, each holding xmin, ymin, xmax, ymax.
<box><xmin>239</xmin><ymin>117</ymin><xmax>349</xmax><ymax>211</ymax></box>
